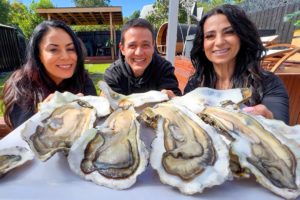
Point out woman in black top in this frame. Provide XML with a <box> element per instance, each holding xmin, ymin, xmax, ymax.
<box><xmin>2</xmin><ymin>20</ymin><xmax>96</xmax><ymax>129</ymax></box>
<box><xmin>184</xmin><ymin>4</ymin><xmax>289</xmax><ymax>124</ymax></box>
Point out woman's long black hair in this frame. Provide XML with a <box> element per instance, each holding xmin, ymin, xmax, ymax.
<box><xmin>2</xmin><ymin>20</ymin><xmax>87</xmax><ymax>128</ymax></box>
<box><xmin>186</xmin><ymin>4</ymin><xmax>267</xmax><ymax>105</ymax></box>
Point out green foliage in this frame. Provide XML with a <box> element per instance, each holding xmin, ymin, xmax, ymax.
<box><xmin>197</xmin><ymin>0</ymin><xmax>244</xmax><ymax>14</ymax></box>
<box><xmin>146</xmin><ymin>0</ymin><xmax>187</xmax><ymax>29</ymax></box>
<box><xmin>123</xmin><ymin>10</ymin><xmax>140</xmax><ymax>24</ymax></box>
<box><xmin>0</xmin><ymin>0</ymin><xmax>10</xmax><ymax>24</ymax></box>
<box><xmin>8</xmin><ymin>0</ymin><xmax>54</xmax><ymax>39</ymax></box>
<box><xmin>72</xmin><ymin>0</ymin><xmax>110</xmax><ymax>7</ymax></box>
<box><xmin>284</xmin><ymin>11</ymin><xmax>300</xmax><ymax>28</ymax></box>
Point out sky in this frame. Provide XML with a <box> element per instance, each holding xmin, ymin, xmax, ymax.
<box><xmin>18</xmin><ymin>0</ymin><xmax>156</xmax><ymax>17</ymax></box>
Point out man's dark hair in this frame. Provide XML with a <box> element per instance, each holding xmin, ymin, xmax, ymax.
<box><xmin>120</xmin><ymin>18</ymin><xmax>155</xmax><ymax>45</ymax></box>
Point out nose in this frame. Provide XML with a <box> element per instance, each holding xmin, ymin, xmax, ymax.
<box><xmin>215</xmin><ymin>33</ymin><xmax>225</xmax><ymax>45</ymax></box>
<box><xmin>60</xmin><ymin>49</ymin><xmax>70</xmax><ymax>59</ymax></box>
<box><xmin>135</xmin><ymin>46</ymin><xmax>143</xmax><ymax>55</ymax></box>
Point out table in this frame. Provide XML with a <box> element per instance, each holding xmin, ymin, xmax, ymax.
<box><xmin>0</xmin><ymin>115</ymin><xmax>287</xmax><ymax>200</ymax></box>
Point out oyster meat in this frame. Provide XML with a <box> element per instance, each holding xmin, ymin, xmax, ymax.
<box><xmin>0</xmin><ymin>146</ymin><xmax>34</xmax><ymax>177</ymax></box>
<box><xmin>199</xmin><ymin>106</ymin><xmax>300</xmax><ymax>199</ymax></box>
<box><xmin>22</xmin><ymin>92</ymin><xmax>109</xmax><ymax>161</ymax></box>
<box><xmin>139</xmin><ymin>103</ymin><xmax>231</xmax><ymax>195</ymax></box>
<box><xmin>68</xmin><ymin>106</ymin><xmax>149</xmax><ymax>190</ymax></box>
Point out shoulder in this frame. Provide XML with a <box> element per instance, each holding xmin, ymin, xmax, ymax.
<box><xmin>104</xmin><ymin>60</ymin><xmax>124</xmax><ymax>76</ymax></box>
<box><xmin>184</xmin><ymin>76</ymin><xmax>199</xmax><ymax>94</ymax></box>
<box><xmin>262</xmin><ymin>71</ymin><xmax>287</xmax><ymax>96</ymax></box>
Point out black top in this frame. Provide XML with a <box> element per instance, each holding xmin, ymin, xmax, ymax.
<box><xmin>104</xmin><ymin>53</ymin><xmax>182</xmax><ymax>96</ymax></box>
<box><xmin>184</xmin><ymin>72</ymin><xmax>289</xmax><ymax>124</ymax></box>
<box><xmin>9</xmin><ymin>76</ymin><xmax>97</xmax><ymax>129</ymax></box>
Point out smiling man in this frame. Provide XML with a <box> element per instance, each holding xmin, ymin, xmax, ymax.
<box><xmin>104</xmin><ymin>18</ymin><xmax>181</xmax><ymax>98</ymax></box>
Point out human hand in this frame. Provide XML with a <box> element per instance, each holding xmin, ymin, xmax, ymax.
<box><xmin>242</xmin><ymin>104</ymin><xmax>274</xmax><ymax>119</ymax></box>
<box><xmin>76</xmin><ymin>93</ymin><xmax>83</xmax><ymax>97</ymax></box>
<box><xmin>161</xmin><ymin>89</ymin><xmax>176</xmax><ymax>99</ymax></box>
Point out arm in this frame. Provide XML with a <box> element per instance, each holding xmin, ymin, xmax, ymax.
<box><xmin>9</xmin><ymin>104</ymin><xmax>35</xmax><ymax>129</ymax></box>
<box><xmin>244</xmin><ymin>74</ymin><xmax>289</xmax><ymax>124</ymax></box>
<box><xmin>103</xmin><ymin>66</ymin><xmax>124</xmax><ymax>94</ymax></box>
<box><xmin>157</xmin><ymin>62</ymin><xmax>182</xmax><ymax>96</ymax></box>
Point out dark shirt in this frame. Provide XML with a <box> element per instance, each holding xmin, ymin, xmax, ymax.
<box><xmin>9</xmin><ymin>76</ymin><xmax>97</xmax><ymax>129</ymax></box>
<box><xmin>184</xmin><ymin>72</ymin><xmax>289</xmax><ymax>124</ymax></box>
<box><xmin>104</xmin><ymin>53</ymin><xmax>182</xmax><ymax>96</ymax></box>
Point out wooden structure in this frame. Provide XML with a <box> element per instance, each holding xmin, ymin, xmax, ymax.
<box><xmin>0</xmin><ymin>24</ymin><xmax>23</xmax><ymax>72</ymax></box>
<box><xmin>156</xmin><ymin>22</ymin><xmax>197</xmax><ymax>55</ymax></box>
<box><xmin>247</xmin><ymin>2</ymin><xmax>300</xmax><ymax>43</ymax></box>
<box><xmin>37</xmin><ymin>7</ymin><xmax>123</xmax><ymax>61</ymax></box>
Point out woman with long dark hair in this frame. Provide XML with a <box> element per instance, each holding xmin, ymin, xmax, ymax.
<box><xmin>2</xmin><ymin>20</ymin><xmax>96</xmax><ymax>129</ymax></box>
<box><xmin>184</xmin><ymin>4</ymin><xmax>289</xmax><ymax>124</ymax></box>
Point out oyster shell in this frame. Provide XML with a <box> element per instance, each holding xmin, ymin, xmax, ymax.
<box><xmin>0</xmin><ymin>146</ymin><xmax>34</xmax><ymax>177</ymax></box>
<box><xmin>199</xmin><ymin>106</ymin><xmax>300</xmax><ymax>199</ymax></box>
<box><xmin>139</xmin><ymin>103</ymin><xmax>231</xmax><ymax>194</ymax></box>
<box><xmin>98</xmin><ymin>81</ymin><xmax>169</xmax><ymax>110</ymax></box>
<box><xmin>22</xmin><ymin>92</ymin><xmax>110</xmax><ymax>161</ymax></box>
<box><xmin>68</xmin><ymin>106</ymin><xmax>149</xmax><ymax>189</ymax></box>
<box><xmin>171</xmin><ymin>87</ymin><xmax>251</xmax><ymax>113</ymax></box>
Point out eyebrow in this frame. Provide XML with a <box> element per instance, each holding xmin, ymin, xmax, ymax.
<box><xmin>204</xmin><ymin>26</ymin><xmax>233</xmax><ymax>34</ymax></box>
<box><xmin>47</xmin><ymin>42</ymin><xmax>74</xmax><ymax>47</ymax></box>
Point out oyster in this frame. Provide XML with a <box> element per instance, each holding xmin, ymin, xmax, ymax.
<box><xmin>68</xmin><ymin>106</ymin><xmax>149</xmax><ymax>190</ymax></box>
<box><xmin>98</xmin><ymin>81</ymin><xmax>169</xmax><ymax>110</ymax></box>
<box><xmin>0</xmin><ymin>146</ymin><xmax>34</xmax><ymax>177</ymax></box>
<box><xmin>199</xmin><ymin>106</ymin><xmax>300</xmax><ymax>199</ymax></box>
<box><xmin>139</xmin><ymin>103</ymin><xmax>231</xmax><ymax>195</ymax></box>
<box><xmin>22</xmin><ymin>92</ymin><xmax>110</xmax><ymax>161</ymax></box>
<box><xmin>171</xmin><ymin>87</ymin><xmax>251</xmax><ymax>113</ymax></box>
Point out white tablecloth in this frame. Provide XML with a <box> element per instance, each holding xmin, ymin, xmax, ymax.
<box><xmin>0</xmin><ymin>116</ymin><xmax>285</xmax><ymax>200</ymax></box>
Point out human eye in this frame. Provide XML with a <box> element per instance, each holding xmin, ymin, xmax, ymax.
<box><xmin>67</xmin><ymin>47</ymin><xmax>76</xmax><ymax>52</ymax></box>
<box><xmin>128</xmin><ymin>44</ymin><xmax>136</xmax><ymax>49</ymax></box>
<box><xmin>142</xmin><ymin>43</ymin><xmax>151</xmax><ymax>48</ymax></box>
<box><xmin>49</xmin><ymin>48</ymin><xmax>58</xmax><ymax>53</ymax></box>
<box><xmin>224</xmin><ymin>27</ymin><xmax>236</xmax><ymax>35</ymax></box>
<box><xmin>204</xmin><ymin>33</ymin><xmax>215</xmax><ymax>40</ymax></box>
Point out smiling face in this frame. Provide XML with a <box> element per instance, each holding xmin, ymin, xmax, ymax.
<box><xmin>39</xmin><ymin>27</ymin><xmax>77</xmax><ymax>85</ymax></box>
<box><xmin>203</xmin><ymin>14</ymin><xmax>241</xmax><ymax>69</ymax></box>
<box><xmin>120</xmin><ymin>27</ymin><xmax>155</xmax><ymax>77</ymax></box>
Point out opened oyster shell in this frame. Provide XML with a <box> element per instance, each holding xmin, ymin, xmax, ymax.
<box><xmin>0</xmin><ymin>146</ymin><xmax>34</xmax><ymax>177</ymax></box>
<box><xmin>98</xmin><ymin>81</ymin><xmax>169</xmax><ymax>110</ymax></box>
<box><xmin>171</xmin><ymin>87</ymin><xmax>251</xmax><ymax>113</ymax></box>
<box><xmin>22</xmin><ymin>92</ymin><xmax>110</xmax><ymax>161</ymax></box>
<box><xmin>68</xmin><ymin>106</ymin><xmax>149</xmax><ymax>190</ymax></box>
<box><xmin>199</xmin><ymin>106</ymin><xmax>300</xmax><ymax>199</ymax></box>
<box><xmin>139</xmin><ymin>103</ymin><xmax>231</xmax><ymax>194</ymax></box>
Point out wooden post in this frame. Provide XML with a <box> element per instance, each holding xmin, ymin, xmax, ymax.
<box><xmin>109</xmin><ymin>12</ymin><xmax>114</xmax><ymax>61</ymax></box>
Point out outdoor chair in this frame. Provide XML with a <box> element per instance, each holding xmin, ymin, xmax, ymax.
<box><xmin>261</xmin><ymin>29</ymin><xmax>300</xmax><ymax>72</ymax></box>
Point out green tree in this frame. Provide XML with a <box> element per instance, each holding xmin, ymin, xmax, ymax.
<box><xmin>72</xmin><ymin>0</ymin><xmax>110</xmax><ymax>7</ymax></box>
<box><xmin>0</xmin><ymin>0</ymin><xmax>10</xmax><ymax>24</ymax></box>
<box><xmin>146</xmin><ymin>0</ymin><xmax>187</xmax><ymax>29</ymax></box>
<box><xmin>284</xmin><ymin>11</ymin><xmax>300</xmax><ymax>28</ymax></box>
<box><xmin>198</xmin><ymin>0</ymin><xmax>244</xmax><ymax>14</ymax></box>
<box><xmin>8</xmin><ymin>0</ymin><xmax>54</xmax><ymax>39</ymax></box>
<box><xmin>123</xmin><ymin>10</ymin><xmax>140</xmax><ymax>24</ymax></box>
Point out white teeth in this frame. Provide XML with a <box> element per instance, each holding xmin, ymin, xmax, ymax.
<box><xmin>213</xmin><ymin>49</ymin><xmax>229</xmax><ymax>55</ymax></box>
<box><xmin>57</xmin><ymin>64</ymin><xmax>72</xmax><ymax>69</ymax></box>
<box><xmin>134</xmin><ymin>58</ymin><xmax>145</xmax><ymax>62</ymax></box>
